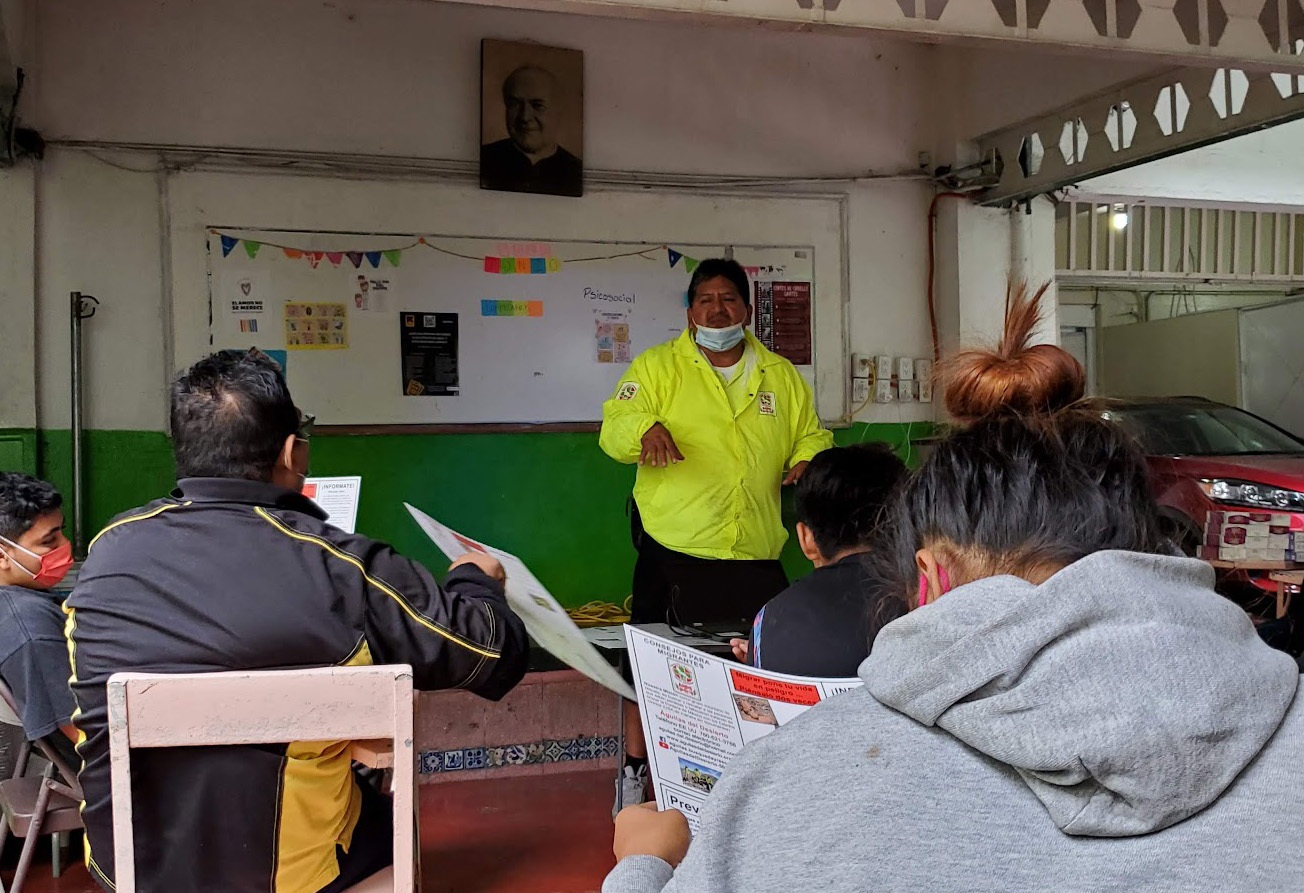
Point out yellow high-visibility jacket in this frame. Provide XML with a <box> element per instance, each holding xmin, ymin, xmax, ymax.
<box><xmin>600</xmin><ymin>330</ymin><xmax>833</xmax><ymax>561</ymax></box>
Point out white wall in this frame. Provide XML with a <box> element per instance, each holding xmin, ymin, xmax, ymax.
<box><xmin>11</xmin><ymin>0</ymin><xmax>954</xmax><ymax>431</ymax></box>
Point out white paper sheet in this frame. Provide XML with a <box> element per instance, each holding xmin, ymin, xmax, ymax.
<box><xmin>405</xmin><ymin>503</ymin><xmax>636</xmax><ymax>701</ymax></box>
<box><xmin>303</xmin><ymin>476</ymin><xmax>362</xmax><ymax>534</ymax></box>
<box><xmin>624</xmin><ymin>625</ymin><xmax>861</xmax><ymax>833</ymax></box>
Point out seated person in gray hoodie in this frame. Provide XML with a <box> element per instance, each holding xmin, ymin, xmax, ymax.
<box><xmin>604</xmin><ymin>283</ymin><xmax>1304</xmax><ymax>893</ymax></box>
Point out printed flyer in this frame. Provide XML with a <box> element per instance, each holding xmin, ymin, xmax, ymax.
<box><xmin>624</xmin><ymin>625</ymin><xmax>860</xmax><ymax>832</ymax></box>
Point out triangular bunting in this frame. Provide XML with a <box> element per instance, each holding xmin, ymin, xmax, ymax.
<box><xmin>307</xmin><ymin>252</ymin><xmax>323</xmax><ymax>269</ymax></box>
<box><xmin>383</xmin><ymin>249</ymin><xmax>402</xmax><ymax>267</ymax></box>
<box><xmin>667</xmin><ymin>248</ymin><xmax>683</xmax><ymax>268</ymax></box>
<box><xmin>365</xmin><ymin>251</ymin><xmax>382</xmax><ymax>269</ymax></box>
<box><xmin>345</xmin><ymin>251</ymin><xmax>364</xmax><ymax>269</ymax></box>
<box><xmin>325</xmin><ymin>252</ymin><xmax>344</xmax><ymax>267</ymax></box>
<box><xmin>283</xmin><ymin>248</ymin><xmax>304</xmax><ymax>260</ymax></box>
<box><xmin>684</xmin><ymin>257</ymin><xmax>700</xmax><ymax>274</ymax></box>
<box><xmin>243</xmin><ymin>240</ymin><xmax>261</xmax><ymax>259</ymax></box>
<box><xmin>220</xmin><ymin>235</ymin><xmax>238</xmax><ymax>257</ymax></box>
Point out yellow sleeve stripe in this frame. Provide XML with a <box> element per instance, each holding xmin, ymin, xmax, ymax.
<box><xmin>253</xmin><ymin>507</ymin><xmax>502</xmax><ymax>660</ymax></box>
<box><xmin>87</xmin><ymin>502</ymin><xmax>190</xmax><ymax>552</ymax></box>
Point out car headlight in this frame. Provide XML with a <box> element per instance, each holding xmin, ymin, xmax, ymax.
<box><xmin>1199</xmin><ymin>479</ymin><xmax>1304</xmax><ymax>510</ymax></box>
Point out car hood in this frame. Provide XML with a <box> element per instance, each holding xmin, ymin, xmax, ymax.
<box><xmin>1169</xmin><ymin>454</ymin><xmax>1304</xmax><ymax>489</ymax></box>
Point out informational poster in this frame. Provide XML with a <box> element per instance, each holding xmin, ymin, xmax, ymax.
<box><xmin>625</xmin><ymin>625</ymin><xmax>859</xmax><ymax>833</ymax></box>
<box><xmin>752</xmin><ymin>281</ymin><xmax>812</xmax><ymax>365</ymax></box>
<box><xmin>285</xmin><ymin>302</ymin><xmax>349</xmax><ymax>350</ymax></box>
<box><xmin>399</xmin><ymin>312</ymin><xmax>459</xmax><ymax>396</ymax></box>
<box><xmin>405</xmin><ymin>504</ymin><xmax>636</xmax><ymax>701</ymax></box>
<box><xmin>352</xmin><ymin>274</ymin><xmax>393</xmax><ymax>313</ymax></box>
<box><xmin>302</xmin><ymin>476</ymin><xmax>362</xmax><ymax>534</ymax></box>
<box><xmin>594</xmin><ymin>308</ymin><xmax>632</xmax><ymax>364</ymax></box>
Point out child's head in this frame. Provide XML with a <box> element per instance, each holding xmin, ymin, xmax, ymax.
<box><xmin>0</xmin><ymin>472</ymin><xmax>71</xmax><ymax>590</ymax></box>
<box><xmin>795</xmin><ymin>443</ymin><xmax>907</xmax><ymax>566</ymax></box>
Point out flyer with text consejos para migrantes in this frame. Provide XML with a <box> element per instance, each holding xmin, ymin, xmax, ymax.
<box><xmin>624</xmin><ymin>625</ymin><xmax>860</xmax><ymax>833</ymax></box>
<box><xmin>405</xmin><ymin>503</ymin><xmax>636</xmax><ymax>701</ymax></box>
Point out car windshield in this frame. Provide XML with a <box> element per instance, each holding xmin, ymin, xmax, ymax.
<box><xmin>1104</xmin><ymin>405</ymin><xmax>1304</xmax><ymax>456</ymax></box>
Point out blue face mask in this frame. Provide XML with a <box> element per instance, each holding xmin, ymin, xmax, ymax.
<box><xmin>694</xmin><ymin>323</ymin><xmax>745</xmax><ymax>353</ymax></box>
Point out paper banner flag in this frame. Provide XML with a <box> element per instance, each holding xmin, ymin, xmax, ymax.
<box><xmin>546</xmin><ymin>257</ymin><xmax>562</xmax><ymax>273</ymax></box>
<box><xmin>667</xmin><ymin>248</ymin><xmax>683</xmax><ymax>268</ymax></box>
<box><xmin>308</xmin><ymin>252</ymin><xmax>323</xmax><ymax>269</ymax></box>
<box><xmin>220</xmin><ymin>235</ymin><xmax>239</xmax><ymax>257</ymax></box>
<box><xmin>345</xmin><ymin>251</ymin><xmax>364</xmax><ymax>269</ymax></box>
<box><xmin>283</xmin><ymin>248</ymin><xmax>304</xmax><ymax>260</ymax></box>
<box><xmin>515</xmin><ymin>257</ymin><xmax>530</xmax><ymax>274</ymax></box>
<box><xmin>383</xmin><ymin>249</ymin><xmax>402</xmax><ymax>267</ymax></box>
<box><xmin>325</xmin><ymin>252</ymin><xmax>344</xmax><ymax>267</ymax></box>
<box><xmin>484</xmin><ymin>257</ymin><xmax>501</xmax><ymax>274</ymax></box>
<box><xmin>530</xmin><ymin>257</ymin><xmax>547</xmax><ymax>274</ymax></box>
<box><xmin>500</xmin><ymin>258</ymin><xmax>516</xmax><ymax>274</ymax></box>
<box><xmin>684</xmin><ymin>257</ymin><xmax>700</xmax><ymax>274</ymax></box>
<box><xmin>365</xmin><ymin>251</ymin><xmax>382</xmax><ymax>269</ymax></box>
<box><xmin>243</xmin><ymin>241</ymin><xmax>261</xmax><ymax>260</ymax></box>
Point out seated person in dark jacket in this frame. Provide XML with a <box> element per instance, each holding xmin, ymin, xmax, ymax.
<box><xmin>731</xmin><ymin>443</ymin><xmax>907</xmax><ymax>677</ymax></box>
<box><xmin>67</xmin><ymin>349</ymin><xmax>529</xmax><ymax>893</ymax></box>
<box><xmin>0</xmin><ymin>473</ymin><xmax>79</xmax><ymax>760</ymax></box>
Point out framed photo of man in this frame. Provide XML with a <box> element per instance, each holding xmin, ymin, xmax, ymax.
<box><xmin>480</xmin><ymin>39</ymin><xmax>584</xmax><ymax>198</ymax></box>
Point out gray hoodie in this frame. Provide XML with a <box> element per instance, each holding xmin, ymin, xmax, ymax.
<box><xmin>604</xmin><ymin>551</ymin><xmax>1303</xmax><ymax>893</ymax></box>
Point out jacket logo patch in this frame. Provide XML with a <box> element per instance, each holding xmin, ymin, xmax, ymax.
<box><xmin>758</xmin><ymin>392</ymin><xmax>776</xmax><ymax>416</ymax></box>
<box><xmin>617</xmin><ymin>382</ymin><xmax>640</xmax><ymax>401</ymax></box>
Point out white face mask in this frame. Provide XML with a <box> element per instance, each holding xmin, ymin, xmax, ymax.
<box><xmin>694</xmin><ymin>323</ymin><xmax>745</xmax><ymax>353</ymax></box>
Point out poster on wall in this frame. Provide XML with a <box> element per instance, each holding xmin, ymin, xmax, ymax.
<box><xmin>400</xmin><ymin>312</ymin><xmax>459</xmax><ymax>396</ymax></box>
<box><xmin>480</xmin><ymin>39</ymin><xmax>584</xmax><ymax>198</ymax></box>
<box><xmin>285</xmin><ymin>302</ymin><xmax>349</xmax><ymax>350</ymax></box>
<box><xmin>752</xmin><ymin>281</ymin><xmax>811</xmax><ymax>365</ymax></box>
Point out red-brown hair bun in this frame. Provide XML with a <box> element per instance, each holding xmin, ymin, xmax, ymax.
<box><xmin>942</xmin><ymin>281</ymin><xmax>1085</xmax><ymax>424</ymax></box>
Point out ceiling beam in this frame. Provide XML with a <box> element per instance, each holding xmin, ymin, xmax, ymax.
<box><xmin>439</xmin><ymin>0</ymin><xmax>1304</xmax><ymax>71</ymax></box>
<box><xmin>975</xmin><ymin>65</ymin><xmax>1304</xmax><ymax>206</ymax></box>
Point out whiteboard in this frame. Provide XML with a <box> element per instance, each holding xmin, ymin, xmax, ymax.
<box><xmin>1240</xmin><ymin>298</ymin><xmax>1304</xmax><ymax>437</ymax></box>
<box><xmin>207</xmin><ymin>230</ymin><xmax>815</xmax><ymax>425</ymax></box>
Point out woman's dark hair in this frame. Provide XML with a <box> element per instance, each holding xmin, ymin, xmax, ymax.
<box><xmin>883</xmin><ymin>411</ymin><xmax>1166</xmax><ymax>587</ymax></box>
<box><xmin>170</xmin><ymin>350</ymin><xmax>300</xmax><ymax>481</ymax></box>
<box><xmin>687</xmin><ymin>258</ymin><xmax>751</xmax><ymax>306</ymax></box>
<box><xmin>796</xmin><ymin>443</ymin><xmax>907</xmax><ymax>558</ymax></box>
<box><xmin>941</xmin><ymin>281</ymin><xmax>1085</xmax><ymax>423</ymax></box>
<box><xmin>0</xmin><ymin>473</ymin><xmax>63</xmax><ymax>541</ymax></box>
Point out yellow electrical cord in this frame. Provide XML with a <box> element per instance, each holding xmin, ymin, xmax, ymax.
<box><xmin>566</xmin><ymin>595</ymin><xmax>633</xmax><ymax>626</ymax></box>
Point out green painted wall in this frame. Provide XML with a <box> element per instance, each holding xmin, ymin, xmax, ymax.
<box><xmin>1</xmin><ymin>423</ymin><xmax>931</xmax><ymax>608</ymax></box>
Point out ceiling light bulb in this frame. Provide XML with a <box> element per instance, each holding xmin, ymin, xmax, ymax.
<box><xmin>1111</xmin><ymin>209</ymin><xmax>1129</xmax><ymax>230</ymax></box>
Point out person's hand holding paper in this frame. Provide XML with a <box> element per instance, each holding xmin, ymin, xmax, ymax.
<box><xmin>451</xmin><ymin>552</ymin><xmax>506</xmax><ymax>584</ymax></box>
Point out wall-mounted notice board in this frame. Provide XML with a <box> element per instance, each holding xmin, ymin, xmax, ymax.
<box><xmin>207</xmin><ymin>230</ymin><xmax>816</xmax><ymax>428</ymax></box>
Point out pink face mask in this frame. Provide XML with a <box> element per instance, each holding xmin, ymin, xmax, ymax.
<box><xmin>917</xmin><ymin>565</ymin><xmax>951</xmax><ymax>609</ymax></box>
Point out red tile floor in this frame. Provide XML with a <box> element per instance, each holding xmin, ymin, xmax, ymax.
<box><xmin>5</xmin><ymin>770</ymin><xmax>617</xmax><ymax>893</ymax></box>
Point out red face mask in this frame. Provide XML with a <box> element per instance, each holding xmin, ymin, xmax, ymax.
<box><xmin>1</xmin><ymin>536</ymin><xmax>74</xmax><ymax>588</ymax></box>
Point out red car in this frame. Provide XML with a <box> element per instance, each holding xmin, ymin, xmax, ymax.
<box><xmin>1102</xmin><ymin>397</ymin><xmax>1304</xmax><ymax>594</ymax></box>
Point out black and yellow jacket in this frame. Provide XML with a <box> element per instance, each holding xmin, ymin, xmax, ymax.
<box><xmin>66</xmin><ymin>478</ymin><xmax>528</xmax><ymax>893</ymax></box>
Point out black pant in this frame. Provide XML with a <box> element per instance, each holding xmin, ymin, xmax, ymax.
<box><xmin>629</xmin><ymin>503</ymin><xmax>788</xmax><ymax>628</ymax></box>
<box><xmin>317</xmin><ymin>774</ymin><xmax>395</xmax><ymax>893</ymax></box>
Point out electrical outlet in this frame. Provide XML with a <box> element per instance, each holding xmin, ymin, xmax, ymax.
<box><xmin>914</xmin><ymin>358</ymin><xmax>932</xmax><ymax>383</ymax></box>
<box><xmin>918</xmin><ymin>377</ymin><xmax>933</xmax><ymax>403</ymax></box>
<box><xmin>874</xmin><ymin>356</ymin><xmax>893</xmax><ymax>382</ymax></box>
<box><xmin>874</xmin><ymin>380</ymin><xmax>894</xmax><ymax>403</ymax></box>
<box><xmin>896</xmin><ymin>357</ymin><xmax>914</xmax><ymax>381</ymax></box>
<box><xmin>898</xmin><ymin>381</ymin><xmax>916</xmax><ymax>403</ymax></box>
<box><xmin>851</xmin><ymin>377</ymin><xmax>870</xmax><ymax>405</ymax></box>
<box><xmin>851</xmin><ymin>354</ymin><xmax>872</xmax><ymax>379</ymax></box>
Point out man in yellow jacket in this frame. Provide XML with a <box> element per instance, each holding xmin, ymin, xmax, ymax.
<box><xmin>600</xmin><ymin>257</ymin><xmax>832</xmax><ymax>809</ymax></box>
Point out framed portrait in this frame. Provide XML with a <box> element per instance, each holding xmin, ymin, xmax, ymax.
<box><xmin>480</xmin><ymin>39</ymin><xmax>584</xmax><ymax>198</ymax></box>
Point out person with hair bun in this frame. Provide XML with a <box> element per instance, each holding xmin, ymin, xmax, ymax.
<box><xmin>941</xmin><ymin>280</ymin><xmax>1086</xmax><ymax>423</ymax></box>
<box><xmin>603</xmin><ymin>291</ymin><xmax>1304</xmax><ymax>893</ymax></box>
